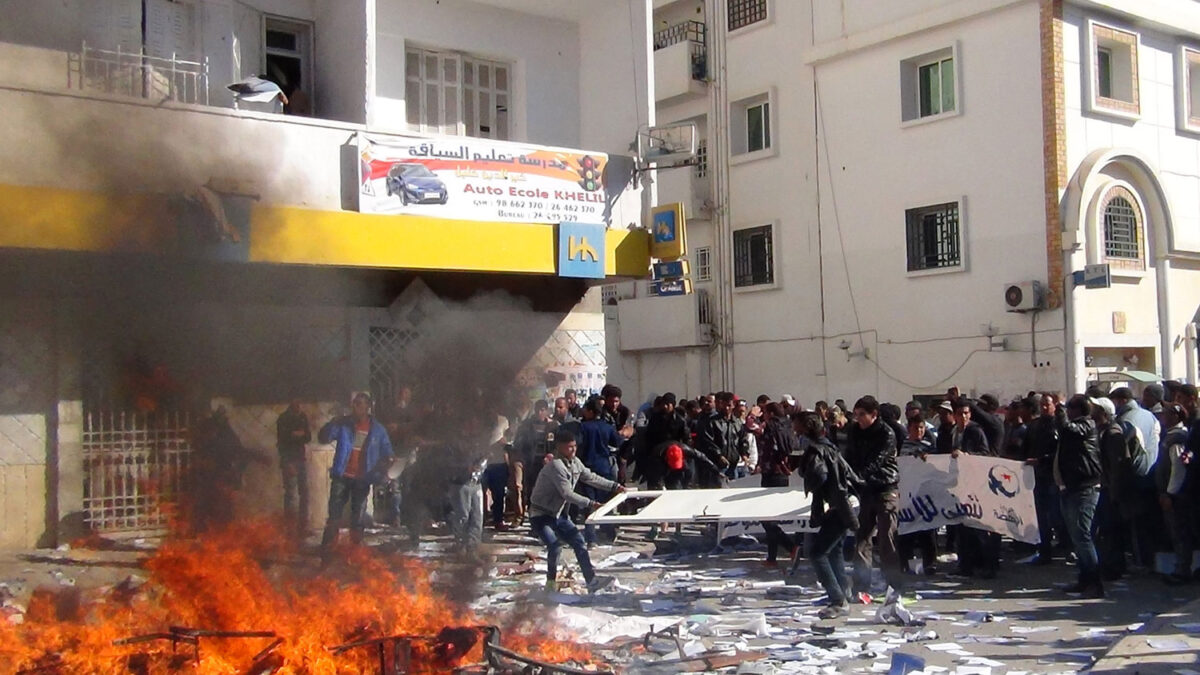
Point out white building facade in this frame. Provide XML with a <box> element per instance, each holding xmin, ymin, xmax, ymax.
<box><xmin>608</xmin><ymin>0</ymin><xmax>1200</xmax><ymax>406</ymax></box>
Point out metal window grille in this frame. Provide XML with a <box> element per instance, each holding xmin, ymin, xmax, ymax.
<box><xmin>733</xmin><ymin>225</ymin><xmax>774</xmax><ymax>287</ymax></box>
<box><xmin>694</xmin><ymin>246</ymin><xmax>712</xmax><ymax>282</ymax></box>
<box><xmin>695</xmin><ymin>139</ymin><xmax>708</xmax><ymax>179</ymax></box>
<box><xmin>697</xmin><ymin>288</ymin><xmax>714</xmax><ymax>325</ymax></box>
<box><xmin>1103</xmin><ymin>196</ymin><xmax>1140</xmax><ymax>259</ymax></box>
<box><xmin>728</xmin><ymin>0</ymin><xmax>768</xmax><ymax>31</ymax></box>
<box><xmin>68</xmin><ymin>42</ymin><xmax>209</xmax><ymax>106</ymax></box>
<box><xmin>82</xmin><ymin>410</ymin><xmax>191</xmax><ymax>532</ymax></box>
<box><xmin>368</xmin><ymin>326</ymin><xmax>419</xmax><ymax>409</ymax></box>
<box><xmin>905</xmin><ymin>202</ymin><xmax>961</xmax><ymax>271</ymax></box>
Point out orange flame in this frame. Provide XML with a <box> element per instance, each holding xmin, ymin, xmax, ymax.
<box><xmin>0</xmin><ymin>521</ymin><xmax>591</xmax><ymax>674</ymax></box>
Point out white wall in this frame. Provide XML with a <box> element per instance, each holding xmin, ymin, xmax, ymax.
<box><xmin>804</xmin><ymin>1</ymin><xmax>1062</xmax><ymax>402</ymax></box>
<box><xmin>1061</xmin><ymin>6</ymin><xmax>1200</xmax><ymax>384</ymax></box>
<box><xmin>372</xmin><ymin>0</ymin><xmax>580</xmax><ymax>147</ymax></box>
<box><xmin>314</xmin><ymin>0</ymin><xmax>370</xmax><ymax>123</ymax></box>
<box><xmin>580</xmin><ymin>0</ymin><xmax>654</xmax><ymax>156</ymax></box>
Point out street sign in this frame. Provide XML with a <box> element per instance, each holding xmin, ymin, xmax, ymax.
<box><xmin>1084</xmin><ymin>263</ymin><xmax>1111</xmax><ymax>289</ymax></box>
<box><xmin>1071</xmin><ymin>263</ymin><xmax>1111</xmax><ymax>289</ymax></box>
<box><xmin>652</xmin><ymin>259</ymin><xmax>689</xmax><ymax>280</ymax></box>
<box><xmin>650</xmin><ymin>203</ymin><xmax>687</xmax><ymax>260</ymax></box>
<box><xmin>649</xmin><ymin>279</ymin><xmax>692</xmax><ymax>296</ymax></box>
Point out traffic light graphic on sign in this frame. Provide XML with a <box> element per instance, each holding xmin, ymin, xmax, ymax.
<box><xmin>577</xmin><ymin>155</ymin><xmax>602</xmax><ymax>192</ymax></box>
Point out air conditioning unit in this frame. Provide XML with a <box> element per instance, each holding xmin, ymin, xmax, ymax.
<box><xmin>1003</xmin><ymin>280</ymin><xmax>1045</xmax><ymax>312</ymax></box>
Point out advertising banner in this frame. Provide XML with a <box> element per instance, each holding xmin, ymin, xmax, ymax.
<box><xmin>358</xmin><ymin>135</ymin><xmax>609</xmax><ymax>225</ymax></box>
<box><xmin>897</xmin><ymin>455</ymin><xmax>1038</xmax><ymax>544</ymax></box>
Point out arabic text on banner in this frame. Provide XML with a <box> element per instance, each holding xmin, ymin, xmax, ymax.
<box><xmin>897</xmin><ymin>454</ymin><xmax>1038</xmax><ymax>544</ymax></box>
<box><xmin>358</xmin><ymin>136</ymin><xmax>609</xmax><ymax>225</ymax></box>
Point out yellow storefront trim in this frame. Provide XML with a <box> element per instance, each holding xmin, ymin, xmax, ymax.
<box><xmin>0</xmin><ymin>184</ymin><xmax>649</xmax><ymax>277</ymax></box>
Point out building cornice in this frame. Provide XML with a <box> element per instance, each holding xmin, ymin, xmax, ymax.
<box><xmin>803</xmin><ymin>0</ymin><xmax>1032</xmax><ymax>66</ymax></box>
<box><xmin>1068</xmin><ymin>0</ymin><xmax>1200</xmax><ymax>37</ymax></box>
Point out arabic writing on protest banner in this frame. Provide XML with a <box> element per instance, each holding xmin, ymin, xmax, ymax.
<box><xmin>718</xmin><ymin>455</ymin><xmax>1037</xmax><ymax>544</ymax></box>
<box><xmin>357</xmin><ymin>136</ymin><xmax>609</xmax><ymax>224</ymax></box>
<box><xmin>897</xmin><ymin>454</ymin><xmax>1038</xmax><ymax>544</ymax></box>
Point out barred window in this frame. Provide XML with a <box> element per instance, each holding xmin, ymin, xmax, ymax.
<box><xmin>728</xmin><ymin>0</ymin><xmax>768</xmax><ymax>32</ymax></box>
<box><xmin>694</xmin><ymin>246</ymin><xmax>712</xmax><ymax>282</ymax></box>
<box><xmin>905</xmin><ymin>202</ymin><xmax>961</xmax><ymax>272</ymax></box>
<box><xmin>733</xmin><ymin>225</ymin><xmax>773</xmax><ymax>287</ymax></box>
<box><xmin>1103</xmin><ymin>194</ymin><xmax>1141</xmax><ymax>260</ymax></box>
<box><xmin>695</xmin><ymin>139</ymin><xmax>708</xmax><ymax>179</ymax></box>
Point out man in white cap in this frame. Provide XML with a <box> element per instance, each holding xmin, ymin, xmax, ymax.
<box><xmin>781</xmin><ymin>394</ymin><xmax>798</xmax><ymax>414</ymax></box>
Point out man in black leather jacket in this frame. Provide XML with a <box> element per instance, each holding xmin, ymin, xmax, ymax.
<box><xmin>845</xmin><ymin>395</ymin><xmax>902</xmax><ymax>596</ymax></box>
<box><xmin>1055</xmin><ymin>394</ymin><xmax>1104</xmax><ymax>598</ymax></box>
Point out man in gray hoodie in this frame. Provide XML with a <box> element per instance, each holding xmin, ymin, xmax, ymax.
<box><xmin>528</xmin><ymin>430</ymin><xmax>624</xmax><ymax>592</ymax></box>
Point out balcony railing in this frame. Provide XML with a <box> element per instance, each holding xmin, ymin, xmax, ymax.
<box><xmin>68</xmin><ymin>42</ymin><xmax>209</xmax><ymax>106</ymax></box>
<box><xmin>653</xmin><ymin>20</ymin><xmax>707</xmax><ymax>81</ymax></box>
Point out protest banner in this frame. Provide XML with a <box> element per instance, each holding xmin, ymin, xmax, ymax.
<box><xmin>897</xmin><ymin>454</ymin><xmax>1038</xmax><ymax>544</ymax></box>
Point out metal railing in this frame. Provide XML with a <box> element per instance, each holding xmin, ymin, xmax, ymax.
<box><xmin>653</xmin><ymin>20</ymin><xmax>707</xmax><ymax>81</ymax></box>
<box><xmin>68</xmin><ymin>42</ymin><xmax>209</xmax><ymax>105</ymax></box>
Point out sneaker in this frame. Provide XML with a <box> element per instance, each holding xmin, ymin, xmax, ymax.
<box><xmin>586</xmin><ymin>575</ymin><xmax>615</xmax><ymax>594</ymax></box>
<box><xmin>817</xmin><ymin>602</ymin><xmax>850</xmax><ymax>619</ymax></box>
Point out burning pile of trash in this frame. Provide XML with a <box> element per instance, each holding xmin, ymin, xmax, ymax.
<box><xmin>0</xmin><ymin>521</ymin><xmax>595</xmax><ymax>674</ymax></box>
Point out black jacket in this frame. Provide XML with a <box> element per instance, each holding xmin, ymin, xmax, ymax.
<box><xmin>802</xmin><ymin>437</ymin><xmax>861</xmax><ymax>531</ymax></box>
<box><xmin>968</xmin><ymin>400</ymin><xmax>1006</xmax><ymax>454</ymax></box>
<box><xmin>950</xmin><ymin>421</ymin><xmax>992</xmax><ymax>456</ymax></box>
<box><xmin>845</xmin><ymin>418</ymin><xmax>898</xmax><ymax>493</ymax></box>
<box><xmin>935</xmin><ymin>421</ymin><xmax>956</xmax><ymax>454</ymax></box>
<box><xmin>697</xmin><ymin>412</ymin><xmax>745</xmax><ymax>468</ymax></box>
<box><xmin>1054</xmin><ymin>409</ymin><xmax>1102</xmax><ymax>492</ymax></box>
<box><xmin>1023</xmin><ymin>414</ymin><xmax>1059</xmax><ymax>478</ymax></box>
<box><xmin>637</xmin><ymin>411</ymin><xmax>690</xmax><ymax>484</ymax></box>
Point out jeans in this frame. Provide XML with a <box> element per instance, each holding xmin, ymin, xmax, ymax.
<box><xmin>1061</xmin><ymin>485</ymin><xmax>1100</xmax><ymax>576</ymax></box>
<box><xmin>726</xmin><ymin>465</ymin><xmax>750</xmax><ymax>480</ymax></box>
<box><xmin>853</xmin><ymin>490</ymin><xmax>903</xmax><ymax>592</ymax></box>
<box><xmin>482</xmin><ymin>463</ymin><xmax>509</xmax><ymax>527</ymax></box>
<box><xmin>507</xmin><ymin>459</ymin><xmax>525</xmax><ymax>521</ymax></box>
<box><xmin>581</xmin><ymin>483</ymin><xmax>617</xmax><ymax>545</ymax></box>
<box><xmin>448</xmin><ymin>481</ymin><xmax>483</xmax><ymax>550</ymax></box>
<box><xmin>280</xmin><ymin>451</ymin><xmax>309</xmax><ymax>536</ymax></box>
<box><xmin>321</xmin><ymin>476</ymin><xmax>371</xmax><ymax>551</ymax></box>
<box><xmin>1033</xmin><ymin>476</ymin><xmax>1065</xmax><ymax>556</ymax></box>
<box><xmin>1164</xmin><ymin>494</ymin><xmax>1197</xmax><ymax>577</ymax></box>
<box><xmin>811</xmin><ymin>519</ymin><xmax>850</xmax><ymax>605</ymax></box>
<box><xmin>1094</xmin><ymin>488</ymin><xmax>1127</xmax><ymax>577</ymax></box>
<box><xmin>530</xmin><ymin>514</ymin><xmax>595</xmax><ymax>584</ymax></box>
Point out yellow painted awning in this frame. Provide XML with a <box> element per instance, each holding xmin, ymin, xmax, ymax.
<box><xmin>0</xmin><ymin>183</ymin><xmax>649</xmax><ymax>277</ymax></box>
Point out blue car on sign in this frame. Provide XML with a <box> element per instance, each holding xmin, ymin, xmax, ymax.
<box><xmin>385</xmin><ymin>162</ymin><xmax>448</xmax><ymax>205</ymax></box>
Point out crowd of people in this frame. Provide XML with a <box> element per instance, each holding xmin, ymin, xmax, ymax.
<box><xmin>283</xmin><ymin>378</ymin><xmax>1200</xmax><ymax>612</ymax></box>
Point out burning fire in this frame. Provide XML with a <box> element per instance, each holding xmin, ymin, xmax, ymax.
<box><xmin>0</xmin><ymin>521</ymin><xmax>590</xmax><ymax>674</ymax></box>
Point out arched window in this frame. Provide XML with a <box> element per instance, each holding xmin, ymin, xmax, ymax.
<box><xmin>1100</xmin><ymin>186</ymin><xmax>1143</xmax><ymax>268</ymax></box>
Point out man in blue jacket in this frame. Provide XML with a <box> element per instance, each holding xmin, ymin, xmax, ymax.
<box><xmin>319</xmin><ymin>392</ymin><xmax>393</xmax><ymax>562</ymax></box>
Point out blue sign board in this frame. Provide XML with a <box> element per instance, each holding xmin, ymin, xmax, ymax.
<box><xmin>652</xmin><ymin>260</ymin><xmax>688</xmax><ymax>280</ymax></box>
<box><xmin>650</xmin><ymin>279</ymin><xmax>692</xmax><ymax>296</ymax></box>
<box><xmin>558</xmin><ymin>222</ymin><xmax>606</xmax><ymax>279</ymax></box>
<box><xmin>1071</xmin><ymin>263</ymin><xmax>1111</xmax><ymax>289</ymax></box>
